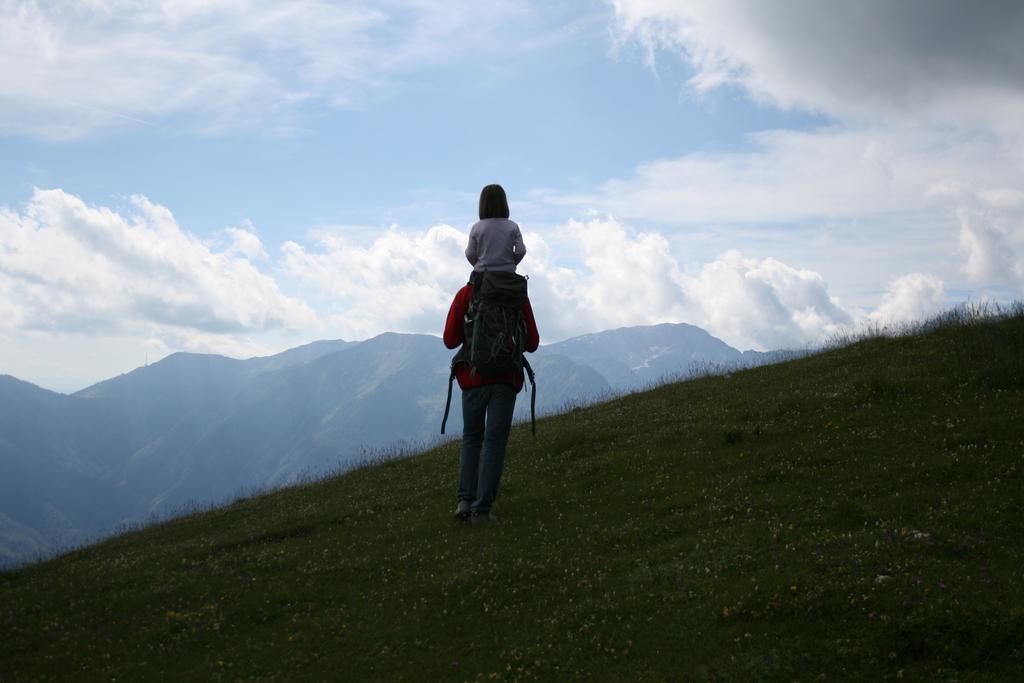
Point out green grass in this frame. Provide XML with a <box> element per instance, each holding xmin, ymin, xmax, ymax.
<box><xmin>2</xmin><ymin>311</ymin><xmax>1023</xmax><ymax>680</ymax></box>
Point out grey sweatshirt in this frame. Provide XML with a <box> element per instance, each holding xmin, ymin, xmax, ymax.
<box><xmin>465</xmin><ymin>218</ymin><xmax>527</xmax><ymax>272</ymax></box>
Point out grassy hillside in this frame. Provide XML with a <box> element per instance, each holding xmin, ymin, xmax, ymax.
<box><xmin>2</xmin><ymin>311</ymin><xmax>1022</xmax><ymax>680</ymax></box>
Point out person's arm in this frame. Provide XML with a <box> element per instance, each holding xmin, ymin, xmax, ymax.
<box><xmin>512</xmin><ymin>226</ymin><xmax>527</xmax><ymax>265</ymax></box>
<box><xmin>522</xmin><ymin>297</ymin><xmax>539</xmax><ymax>353</ymax></box>
<box><xmin>465</xmin><ymin>230</ymin><xmax>479</xmax><ymax>266</ymax></box>
<box><xmin>444</xmin><ymin>286</ymin><xmax>471</xmax><ymax>349</ymax></box>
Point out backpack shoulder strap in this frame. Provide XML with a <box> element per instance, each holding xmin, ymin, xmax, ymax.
<box><xmin>522</xmin><ymin>355</ymin><xmax>537</xmax><ymax>436</ymax></box>
<box><xmin>440</xmin><ymin>359</ymin><xmax>458</xmax><ymax>435</ymax></box>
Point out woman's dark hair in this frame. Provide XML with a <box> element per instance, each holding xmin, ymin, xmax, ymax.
<box><xmin>479</xmin><ymin>184</ymin><xmax>510</xmax><ymax>220</ymax></box>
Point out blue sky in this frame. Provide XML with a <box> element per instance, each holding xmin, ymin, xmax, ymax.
<box><xmin>0</xmin><ymin>4</ymin><xmax>822</xmax><ymax>238</ymax></box>
<box><xmin>2</xmin><ymin>1</ymin><xmax>1023</xmax><ymax>392</ymax></box>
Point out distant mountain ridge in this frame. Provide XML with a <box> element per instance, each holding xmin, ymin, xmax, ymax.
<box><xmin>541</xmin><ymin>322</ymin><xmax>769</xmax><ymax>389</ymax></box>
<box><xmin>0</xmin><ymin>322</ymin><xmax>790</xmax><ymax>565</ymax></box>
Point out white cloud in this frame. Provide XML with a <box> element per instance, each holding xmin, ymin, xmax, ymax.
<box><xmin>281</xmin><ymin>223</ymin><xmax>471</xmax><ymax>340</ymax></box>
<box><xmin>280</xmin><ymin>214</ymin><xmax>878</xmax><ymax>352</ymax></box>
<box><xmin>558</xmin><ymin>215</ymin><xmax>690</xmax><ymax>329</ymax></box>
<box><xmin>0</xmin><ymin>0</ymin><xmax>532</xmax><ymax>138</ymax></box>
<box><xmin>679</xmin><ymin>250</ymin><xmax>855</xmax><ymax>350</ymax></box>
<box><xmin>869</xmin><ymin>273</ymin><xmax>947</xmax><ymax>325</ymax></box>
<box><xmin>609</xmin><ymin>0</ymin><xmax>1024</xmax><ymax>133</ymax></box>
<box><xmin>551</xmin><ymin>126</ymin><xmax>1024</xmax><ymax>227</ymax></box>
<box><xmin>957</xmin><ymin>208</ymin><xmax>1021</xmax><ymax>285</ymax></box>
<box><xmin>598</xmin><ymin>0</ymin><xmax>1024</xmax><ymax>302</ymax></box>
<box><xmin>225</xmin><ymin>222</ymin><xmax>268</xmax><ymax>260</ymax></box>
<box><xmin>0</xmin><ymin>192</ymin><xmax>964</xmax><ymax>390</ymax></box>
<box><xmin>532</xmin><ymin>218</ymin><xmax>955</xmax><ymax>350</ymax></box>
<box><xmin>0</xmin><ymin>189</ymin><xmax>315</xmax><ymax>335</ymax></box>
<box><xmin>536</xmin><ymin>124</ymin><xmax>1024</xmax><ymax>306</ymax></box>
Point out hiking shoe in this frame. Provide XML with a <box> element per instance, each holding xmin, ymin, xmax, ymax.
<box><xmin>453</xmin><ymin>500</ymin><xmax>471</xmax><ymax>521</ymax></box>
<box><xmin>470</xmin><ymin>512</ymin><xmax>496</xmax><ymax>524</ymax></box>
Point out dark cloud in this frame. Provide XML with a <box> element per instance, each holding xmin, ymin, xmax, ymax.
<box><xmin>613</xmin><ymin>0</ymin><xmax>1024</xmax><ymax>130</ymax></box>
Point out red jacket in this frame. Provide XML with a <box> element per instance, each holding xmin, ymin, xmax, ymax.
<box><xmin>443</xmin><ymin>283</ymin><xmax>540</xmax><ymax>391</ymax></box>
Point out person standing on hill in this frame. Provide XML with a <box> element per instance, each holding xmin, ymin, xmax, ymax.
<box><xmin>443</xmin><ymin>186</ymin><xmax>539</xmax><ymax>523</ymax></box>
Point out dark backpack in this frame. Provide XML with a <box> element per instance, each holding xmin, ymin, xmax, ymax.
<box><xmin>441</xmin><ymin>271</ymin><xmax>537</xmax><ymax>435</ymax></box>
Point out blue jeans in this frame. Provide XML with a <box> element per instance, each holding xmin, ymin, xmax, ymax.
<box><xmin>458</xmin><ymin>383</ymin><xmax>517</xmax><ymax>514</ymax></box>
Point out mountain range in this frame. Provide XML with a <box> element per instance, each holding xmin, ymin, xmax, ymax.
<box><xmin>0</xmin><ymin>323</ymin><xmax>792</xmax><ymax>565</ymax></box>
